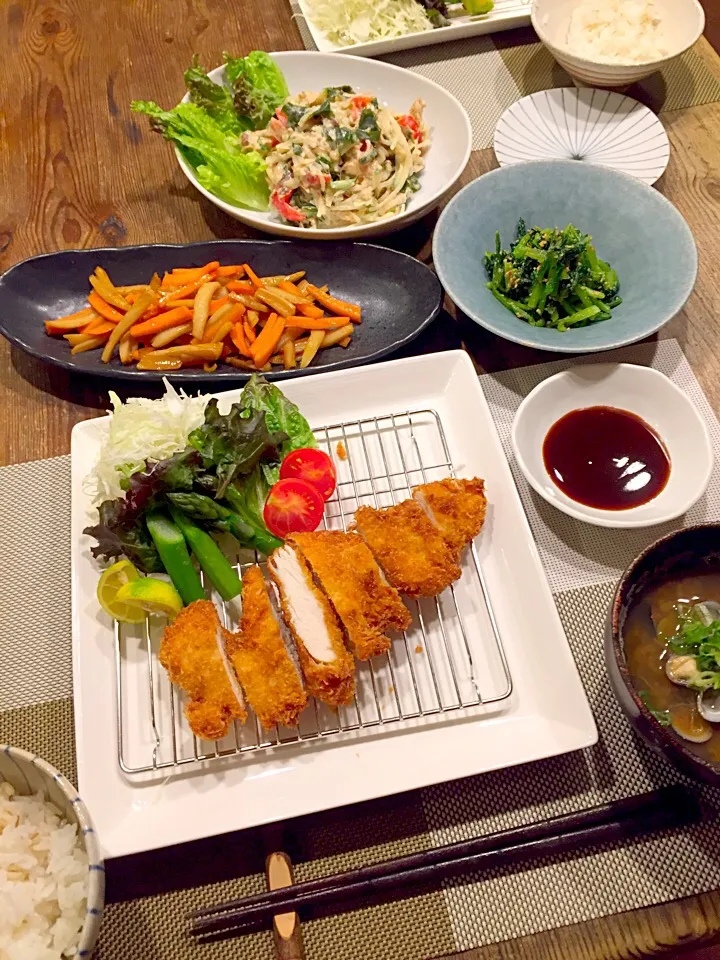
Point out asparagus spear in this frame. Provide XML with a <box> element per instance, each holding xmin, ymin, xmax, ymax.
<box><xmin>145</xmin><ymin>510</ymin><xmax>205</xmax><ymax>605</ymax></box>
<box><xmin>168</xmin><ymin>491</ymin><xmax>282</xmax><ymax>556</ymax></box>
<box><xmin>168</xmin><ymin>505</ymin><xmax>242</xmax><ymax>602</ymax></box>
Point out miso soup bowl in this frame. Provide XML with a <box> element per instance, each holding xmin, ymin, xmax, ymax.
<box><xmin>607</xmin><ymin>524</ymin><xmax>720</xmax><ymax>787</ymax></box>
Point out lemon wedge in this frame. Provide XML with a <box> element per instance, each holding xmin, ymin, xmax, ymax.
<box><xmin>115</xmin><ymin>578</ymin><xmax>184</xmax><ymax>619</ymax></box>
<box><xmin>96</xmin><ymin>559</ymin><xmax>144</xmax><ymax>623</ymax></box>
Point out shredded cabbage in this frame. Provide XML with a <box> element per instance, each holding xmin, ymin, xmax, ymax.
<box><xmin>305</xmin><ymin>0</ymin><xmax>433</xmax><ymax>46</ymax></box>
<box><xmin>87</xmin><ymin>380</ymin><xmax>209</xmax><ymax>505</ymax></box>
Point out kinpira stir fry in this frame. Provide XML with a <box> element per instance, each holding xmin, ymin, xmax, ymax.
<box><xmin>484</xmin><ymin>220</ymin><xmax>622</xmax><ymax>332</ymax></box>
<box><xmin>44</xmin><ymin>262</ymin><xmax>362</xmax><ymax>372</ymax></box>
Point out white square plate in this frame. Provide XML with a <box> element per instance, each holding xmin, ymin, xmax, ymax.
<box><xmin>72</xmin><ymin>351</ymin><xmax>596</xmax><ymax>859</ymax></box>
<box><xmin>295</xmin><ymin>0</ymin><xmax>532</xmax><ymax>58</ymax></box>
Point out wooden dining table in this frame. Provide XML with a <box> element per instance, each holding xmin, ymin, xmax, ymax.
<box><xmin>2</xmin><ymin>2</ymin><xmax>720</xmax><ymax>958</ymax></box>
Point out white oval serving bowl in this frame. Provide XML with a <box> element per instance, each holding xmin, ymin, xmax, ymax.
<box><xmin>511</xmin><ymin>363</ymin><xmax>713</xmax><ymax>528</ymax></box>
<box><xmin>531</xmin><ymin>0</ymin><xmax>705</xmax><ymax>88</ymax></box>
<box><xmin>0</xmin><ymin>744</ymin><xmax>104</xmax><ymax>958</ymax></box>
<box><xmin>176</xmin><ymin>51</ymin><xmax>472</xmax><ymax>240</ymax></box>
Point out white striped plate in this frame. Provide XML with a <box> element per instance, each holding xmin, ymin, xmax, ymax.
<box><xmin>494</xmin><ymin>88</ymin><xmax>669</xmax><ymax>186</ymax></box>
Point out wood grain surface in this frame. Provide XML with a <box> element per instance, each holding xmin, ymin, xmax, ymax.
<box><xmin>2</xmin><ymin>2</ymin><xmax>720</xmax><ymax>958</ymax></box>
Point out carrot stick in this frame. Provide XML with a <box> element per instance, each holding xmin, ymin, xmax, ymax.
<box><xmin>203</xmin><ymin>305</ymin><xmax>235</xmax><ymax>342</ymax></box>
<box><xmin>297</xmin><ymin>302</ymin><xmax>324</xmax><ymax>319</ymax></box>
<box><xmin>226</xmin><ymin>280</ymin><xmax>255</xmax><ymax>295</ymax></box>
<box><xmin>87</xmin><ymin>292</ymin><xmax>124</xmax><ymax>323</ymax></box>
<box><xmin>244</xmin><ymin>321</ymin><xmax>257</xmax><ymax>344</ymax></box>
<box><xmin>160</xmin><ymin>274</ymin><xmax>214</xmax><ymax>304</ymax></box>
<box><xmin>130</xmin><ymin>306</ymin><xmax>192</xmax><ymax>338</ymax></box>
<box><xmin>290</xmin><ymin>316</ymin><xmax>350</xmax><ymax>331</ymax></box>
<box><xmin>251</xmin><ymin>314</ymin><xmax>285</xmax><ymax>368</ymax></box>
<box><xmin>304</xmin><ymin>285</ymin><xmax>361</xmax><ymax>321</ymax></box>
<box><xmin>208</xmin><ymin>296</ymin><xmax>231</xmax><ymax>314</ymax></box>
<box><xmin>279</xmin><ymin>280</ymin><xmax>304</xmax><ymax>297</ymax></box>
<box><xmin>81</xmin><ymin>318</ymin><xmax>115</xmax><ymax>337</ymax></box>
<box><xmin>170</xmin><ymin>261</ymin><xmax>220</xmax><ymax>282</ymax></box>
<box><xmin>45</xmin><ymin>308</ymin><xmax>97</xmax><ymax>334</ymax></box>
<box><xmin>230</xmin><ymin>322</ymin><xmax>251</xmax><ymax>357</ymax></box>
<box><xmin>243</xmin><ymin>263</ymin><xmax>262</xmax><ymax>288</ymax></box>
<box><xmin>216</xmin><ymin>265</ymin><xmax>246</xmax><ymax>278</ymax></box>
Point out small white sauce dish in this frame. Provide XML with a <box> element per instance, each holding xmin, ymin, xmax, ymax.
<box><xmin>511</xmin><ymin>363</ymin><xmax>713</xmax><ymax>528</ymax></box>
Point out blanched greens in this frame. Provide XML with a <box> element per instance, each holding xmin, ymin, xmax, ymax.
<box><xmin>484</xmin><ymin>220</ymin><xmax>622</xmax><ymax>332</ymax></box>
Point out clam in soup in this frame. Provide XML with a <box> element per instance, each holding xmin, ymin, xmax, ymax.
<box><xmin>623</xmin><ymin>573</ymin><xmax>720</xmax><ymax>764</ymax></box>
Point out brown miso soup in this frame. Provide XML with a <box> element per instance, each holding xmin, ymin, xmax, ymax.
<box><xmin>623</xmin><ymin>573</ymin><xmax>720</xmax><ymax>764</ymax></box>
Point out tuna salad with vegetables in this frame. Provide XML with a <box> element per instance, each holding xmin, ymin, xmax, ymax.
<box><xmin>132</xmin><ymin>51</ymin><xmax>429</xmax><ymax>229</ymax></box>
<box><xmin>244</xmin><ymin>86</ymin><xmax>428</xmax><ymax>228</ymax></box>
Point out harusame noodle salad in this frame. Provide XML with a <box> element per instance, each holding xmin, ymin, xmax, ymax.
<box><xmin>242</xmin><ymin>85</ymin><xmax>429</xmax><ymax>228</ymax></box>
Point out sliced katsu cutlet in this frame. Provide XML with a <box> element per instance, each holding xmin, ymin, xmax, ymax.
<box><xmin>290</xmin><ymin>531</ymin><xmax>411</xmax><ymax>660</ymax></box>
<box><xmin>352</xmin><ymin>499</ymin><xmax>461</xmax><ymax>598</ymax></box>
<box><xmin>268</xmin><ymin>543</ymin><xmax>355</xmax><ymax>708</ymax></box>
<box><xmin>413</xmin><ymin>478</ymin><xmax>487</xmax><ymax>558</ymax></box>
<box><xmin>159</xmin><ymin>599</ymin><xmax>247</xmax><ymax>741</ymax></box>
<box><xmin>226</xmin><ymin>566</ymin><xmax>308</xmax><ymax>731</ymax></box>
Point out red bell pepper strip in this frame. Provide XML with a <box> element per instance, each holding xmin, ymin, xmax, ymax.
<box><xmin>271</xmin><ymin>190</ymin><xmax>306</xmax><ymax>224</ymax></box>
<box><xmin>396</xmin><ymin>114</ymin><xmax>423</xmax><ymax>143</ymax></box>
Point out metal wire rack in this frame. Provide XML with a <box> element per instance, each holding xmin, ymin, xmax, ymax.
<box><xmin>115</xmin><ymin>408</ymin><xmax>513</xmax><ymax>775</ymax></box>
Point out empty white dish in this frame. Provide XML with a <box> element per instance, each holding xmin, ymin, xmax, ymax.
<box><xmin>511</xmin><ymin>363</ymin><xmax>713</xmax><ymax>528</ymax></box>
<box><xmin>494</xmin><ymin>89</ymin><xmax>669</xmax><ymax>185</ymax></box>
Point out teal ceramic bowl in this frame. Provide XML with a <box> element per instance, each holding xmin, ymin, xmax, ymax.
<box><xmin>433</xmin><ymin>160</ymin><xmax>697</xmax><ymax>353</ymax></box>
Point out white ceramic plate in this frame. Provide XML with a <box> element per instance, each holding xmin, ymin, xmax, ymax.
<box><xmin>511</xmin><ymin>363</ymin><xmax>713</xmax><ymax>528</ymax></box>
<box><xmin>72</xmin><ymin>351</ymin><xmax>596</xmax><ymax>859</ymax></box>
<box><xmin>294</xmin><ymin>0</ymin><xmax>531</xmax><ymax>58</ymax></box>
<box><xmin>494</xmin><ymin>89</ymin><xmax>670</xmax><ymax>186</ymax></box>
<box><xmin>176</xmin><ymin>52</ymin><xmax>472</xmax><ymax>240</ymax></box>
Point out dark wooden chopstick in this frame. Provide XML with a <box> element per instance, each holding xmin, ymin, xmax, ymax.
<box><xmin>190</xmin><ymin>785</ymin><xmax>701</xmax><ymax>939</ymax></box>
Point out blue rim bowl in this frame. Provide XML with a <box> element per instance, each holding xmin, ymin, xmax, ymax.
<box><xmin>432</xmin><ymin>160</ymin><xmax>697</xmax><ymax>354</ymax></box>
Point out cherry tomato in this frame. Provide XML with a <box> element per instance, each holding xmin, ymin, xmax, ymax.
<box><xmin>280</xmin><ymin>448</ymin><xmax>337</xmax><ymax>501</ymax></box>
<box><xmin>264</xmin><ymin>478</ymin><xmax>324</xmax><ymax>538</ymax></box>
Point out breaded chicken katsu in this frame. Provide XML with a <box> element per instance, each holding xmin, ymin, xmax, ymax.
<box><xmin>158</xmin><ymin>476</ymin><xmax>487</xmax><ymax>740</ymax></box>
<box><xmin>226</xmin><ymin>566</ymin><xmax>308</xmax><ymax>730</ymax></box>
<box><xmin>352</xmin><ymin>499</ymin><xmax>462</xmax><ymax>598</ymax></box>
<box><xmin>159</xmin><ymin>599</ymin><xmax>247</xmax><ymax>741</ymax></box>
<box><xmin>413</xmin><ymin>478</ymin><xmax>487</xmax><ymax>558</ymax></box>
<box><xmin>290</xmin><ymin>531</ymin><xmax>411</xmax><ymax>659</ymax></box>
<box><xmin>268</xmin><ymin>543</ymin><xmax>355</xmax><ymax>707</ymax></box>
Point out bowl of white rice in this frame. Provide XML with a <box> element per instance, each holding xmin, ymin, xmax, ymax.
<box><xmin>0</xmin><ymin>745</ymin><xmax>104</xmax><ymax>960</ymax></box>
<box><xmin>531</xmin><ymin>0</ymin><xmax>705</xmax><ymax>88</ymax></box>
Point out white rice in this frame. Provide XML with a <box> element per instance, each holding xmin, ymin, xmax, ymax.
<box><xmin>0</xmin><ymin>781</ymin><xmax>88</xmax><ymax>960</ymax></box>
<box><xmin>566</xmin><ymin>0</ymin><xmax>669</xmax><ymax>63</ymax></box>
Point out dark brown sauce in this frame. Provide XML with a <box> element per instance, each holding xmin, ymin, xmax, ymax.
<box><xmin>542</xmin><ymin>406</ymin><xmax>670</xmax><ymax>510</ymax></box>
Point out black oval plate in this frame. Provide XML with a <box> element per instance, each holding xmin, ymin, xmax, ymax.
<box><xmin>0</xmin><ymin>240</ymin><xmax>442</xmax><ymax>382</ymax></box>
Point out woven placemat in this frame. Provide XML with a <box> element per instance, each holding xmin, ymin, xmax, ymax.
<box><xmin>2</xmin><ymin>338</ymin><xmax>720</xmax><ymax>960</ymax></box>
<box><xmin>289</xmin><ymin>4</ymin><xmax>720</xmax><ymax>150</ymax></box>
